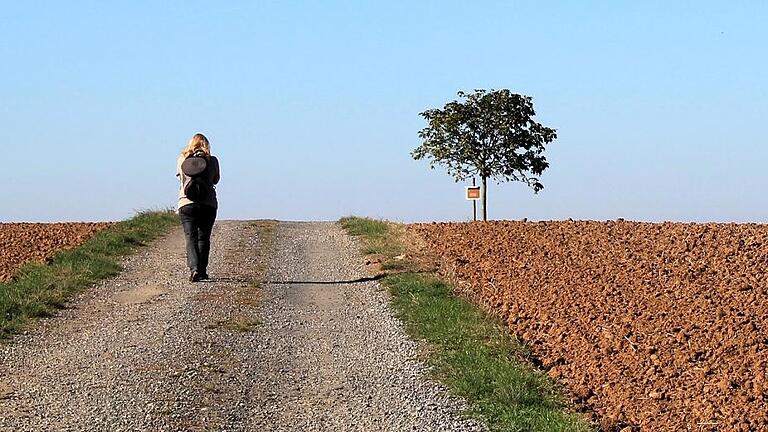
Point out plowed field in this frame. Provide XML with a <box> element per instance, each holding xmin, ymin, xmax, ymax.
<box><xmin>410</xmin><ymin>220</ymin><xmax>768</xmax><ymax>431</ymax></box>
<box><xmin>0</xmin><ymin>223</ymin><xmax>112</xmax><ymax>282</ymax></box>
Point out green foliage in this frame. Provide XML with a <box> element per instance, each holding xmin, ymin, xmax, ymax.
<box><xmin>0</xmin><ymin>210</ymin><xmax>179</xmax><ymax>338</ymax></box>
<box><xmin>413</xmin><ymin>89</ymin><xmax>557</xmax><ymax>192</ymax></box>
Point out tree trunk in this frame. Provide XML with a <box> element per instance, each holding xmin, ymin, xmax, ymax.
<box><xmin>482</xmin><ymin>176</ymin><xmax>488</xmax><ymax>221</ymax></box>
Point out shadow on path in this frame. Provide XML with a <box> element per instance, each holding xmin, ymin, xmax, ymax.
<box><xmin>205</xmin><ymin>276</ymin><xmax>253</xmax><ymax>284</ymax></box>
<box><xmin>266</xmin><ymin>274</ymin><xmax>386</xmax><ymax>286</ymax></box>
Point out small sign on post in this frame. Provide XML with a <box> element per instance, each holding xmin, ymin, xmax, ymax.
<box><xmin>466</xmin><ymin>180</ymin><xmax>481</xmax><ymax>221</ymax></box>
<box><xmin>465</xmin><ymin>186</ymin><xmax>481</xmax><ymax>200</ymax></box>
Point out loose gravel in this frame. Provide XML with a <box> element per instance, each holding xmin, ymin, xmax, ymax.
<box><xmin>248</xmin><ymin>222</ymin><xmax>483</xmax><ymax>431</ymax></box>
<box><xmin>0</xmin><ymin>220</ymin><xmax>484</xmax><ymax>431</ymax></box>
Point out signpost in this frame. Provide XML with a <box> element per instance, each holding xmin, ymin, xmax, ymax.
<box><xmin>466</xmin><ymin>178</ymin><xmax>481</xmax><ymax>221</ymax></box>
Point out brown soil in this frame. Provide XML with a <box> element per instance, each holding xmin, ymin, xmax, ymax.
<box><xmin>409</xmin><ymin>220</ymin><xmax>768</xmax><ymax>431</ymax></box>
<box><xmin>0</xmin><ymin>222</ymin><xmax>112</xmax><ymax>282</ymax></box>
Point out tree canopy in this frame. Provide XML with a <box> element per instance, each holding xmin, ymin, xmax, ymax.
<box><xmin>412</xmin><ymin>89</ymin><xmax>557</xmax><ymax>220</ymax></box>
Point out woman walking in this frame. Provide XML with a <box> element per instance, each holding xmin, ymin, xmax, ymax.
<box><xmin>176</xmin><ymin>133</ymin><xmax>220</xmax><ymax>282</ymax></box>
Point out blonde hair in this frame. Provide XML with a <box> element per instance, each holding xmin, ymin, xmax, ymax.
<box><xmin>181</xmin><ymin>133</ymin><xmax>211</xmax><ymax>158</ymax></box>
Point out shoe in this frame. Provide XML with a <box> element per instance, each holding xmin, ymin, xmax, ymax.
<box><xmin>190</xmin><ymin>270</ymin><xmax>202</xmax><ymax>282</ymax></box>
<box><xmin>199</xmin><ymin>272</ymin><xmax>210</xmax><ymax>280</ymax></box>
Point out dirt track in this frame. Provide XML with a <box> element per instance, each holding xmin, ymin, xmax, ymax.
<box><xmin>0</xmin><ymin>221</ymin><xmax>481</xmax><ymax>431</ymax></box>
<box><xmin>411</xmin><ymin>220</ymin><xmax>768</xmax><ymax>431</ymax></box>
<box><xmin>0</xmin><ymin>223</ymin><xmax>112</xmax><ymax>281</ymax></box>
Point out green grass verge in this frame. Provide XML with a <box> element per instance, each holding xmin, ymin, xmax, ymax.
<box><xmin>340</xmin><ymin>217</ymin><xmax>404</xmax><ymax>256</ymax></box>
<box><xmin>340</xmin><ymin>216</ymin><xmax>595</xmax><ymax>432</ymax></box>
<box><xmin>0</xmin><ymin>210</ymin><xmax>179</xmax><ymax>339</ymax></box>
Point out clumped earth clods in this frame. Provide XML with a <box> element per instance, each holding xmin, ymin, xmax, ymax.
<box><xmin>410</xmin><ymin>220</ymin><xmax>768</xmax><ymax>431</ymax></box>
<box><xmin>0</xmin><ymin>223</ymin><xmax>112</xmax><ymax>281</ymax></box>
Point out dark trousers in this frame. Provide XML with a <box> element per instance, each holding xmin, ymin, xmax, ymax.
<box><xmin>179</xmin><ymin>203</ymin><xmax>217</xmax><ymax>273</ymax></box>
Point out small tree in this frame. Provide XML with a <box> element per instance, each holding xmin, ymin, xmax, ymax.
<box><xmin>412</xmin><ymin>89</ymin><xmax>557</xmax><ymax>221</ymax></box>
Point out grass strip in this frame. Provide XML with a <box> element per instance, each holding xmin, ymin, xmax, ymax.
<box><xmin>0</xmin><ymin>210</ymin><xmax>179</xmax><ymax>339</ymax></box>
<box><xmin>340</xmin><ymin>216</ymin><xmax>405</xmax><ymax>256</ymax></box>
<box><xmin>340</xmin><ymin>216</ymin><xmax>595</xmax><ymax>432</ymax></box>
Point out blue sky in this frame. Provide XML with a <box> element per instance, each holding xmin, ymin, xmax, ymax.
<box><xmin>2</xmin><ymin>1</ymin><xmax>766</xmax><ymax>222</ymax></box>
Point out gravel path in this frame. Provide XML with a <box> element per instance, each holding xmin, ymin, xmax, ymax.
<box><xmin>0</xmin><ymin>220</ymin><xmax>484</xmax><ymax>431</ymax></box>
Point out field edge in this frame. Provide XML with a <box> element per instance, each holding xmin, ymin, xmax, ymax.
<box><xmin>0</xmin><ymin>210</ymin><xmax>179</xmax><ymax>339</ymax></box>
<box><xmin>339</xmin><ymin>216</ymin><xmax>596</xmax><ymax>432</ymax></box>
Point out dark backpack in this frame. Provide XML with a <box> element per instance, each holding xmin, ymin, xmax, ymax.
<box><xmin>181</xmin><ymin>152</ymin><xmax>213</xmax><ymax>202</ymax></box>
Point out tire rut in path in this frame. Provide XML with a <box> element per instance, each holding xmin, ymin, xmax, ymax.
<box><xmin>0</xmin><ymin>220</ymin><xmax>483</xmax><ymax>431</ymax></box>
